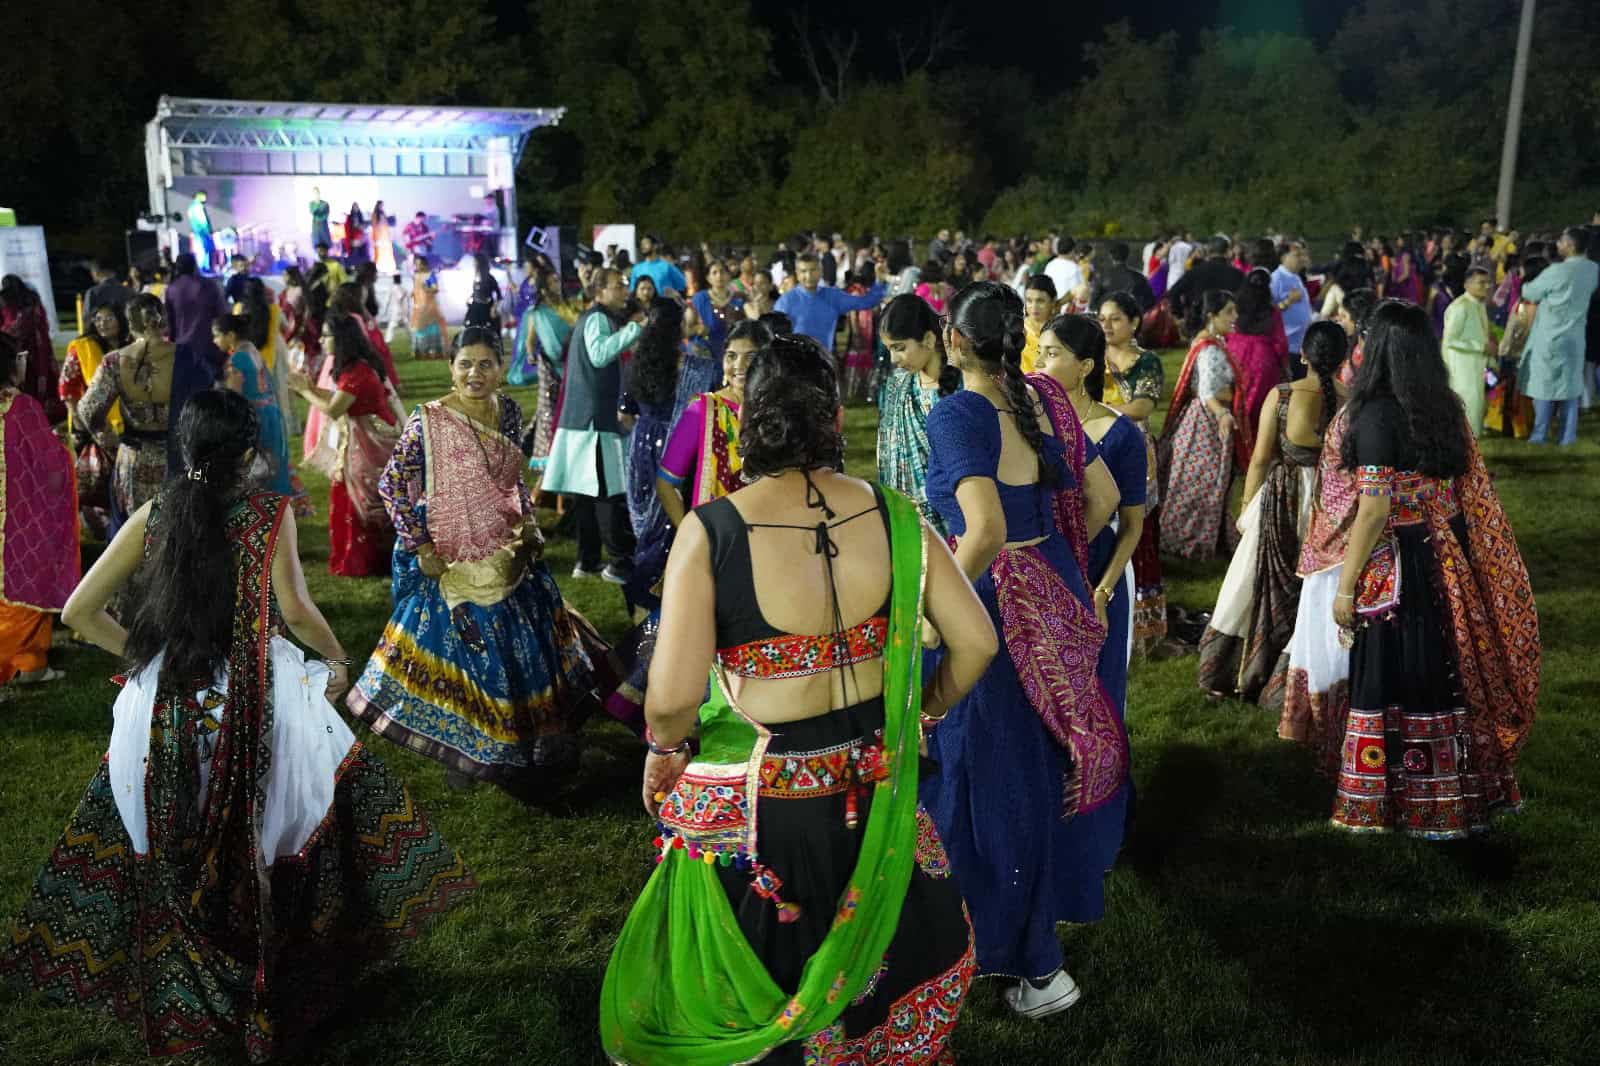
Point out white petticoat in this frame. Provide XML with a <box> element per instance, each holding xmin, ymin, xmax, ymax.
<box><xmin>1285</xmin><ymin>565</ymin><xmax>1348</xmax><ymax>696</ymax></box>
<box><xmin>108</xmin><ymin>636</ymin><xmax>357</xmax><ymax>862</ymax></box>
<box><xmin>1207</xmin><ymin>466</ymin><xmax>1318</xmax><ymax>640</ymax></box>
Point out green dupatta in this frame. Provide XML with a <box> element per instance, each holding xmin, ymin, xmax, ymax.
<box><xmin>600</xmin><ymin>487</ymin><xmax>927</xmax><ymax>1065</ymax></box>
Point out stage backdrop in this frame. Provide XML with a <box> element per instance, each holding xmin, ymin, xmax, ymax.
<box><xmin>165</xmin><ymin>175</ymin><xmax>495</xmax><ymax>265</ymax></box>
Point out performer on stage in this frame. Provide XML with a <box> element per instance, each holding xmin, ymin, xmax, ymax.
<box><xmin>309</xmin><ymin>187</ymin><xmax>332</xmax><ymax>251</ymax></box>
<box><xmin>371</xmin><ymin>201</ymin><xmax>395</xmax><ymax>274</ymax></box>
<box><xmin>403</xmin><ymin>212</ymin><xmax>434</xmax><ymax>261</ymax></box>
<box><xmin>343</xmin><ymin>203</ymin><xmax>369</xmax><ymax>263</ymax></box>
<box><xmin>187</xmin><ymin>192</ymin><xmax>216</xmax><ymax>274</ymax></box>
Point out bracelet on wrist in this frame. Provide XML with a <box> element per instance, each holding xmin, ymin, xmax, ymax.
<box><xmin>919</xmin><ymin>710</ymin><xmax>948</xmax><ymax>727</ymax></box>
<box><xmin>644</xmin><ymin>726</ymin><xmax>691</xmax><ymax>757</ymax></box>
<box><xmin>1334</xmin><ymin>593</ymin><xmax>1354</xmax><ymax>601</ymax></box>
<box><xmin>323</xmin><ymin>656</ymin><xmax>354</xmax><ymax>667</ymax></box>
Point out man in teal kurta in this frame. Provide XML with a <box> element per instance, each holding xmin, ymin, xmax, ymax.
<box><xmin>1442</xmin><ymin>267</ymin><xmax>1496</xmax><ymax>436</ymax></box>
<box><xmin>1521</xmin><ymin>227</ymin><xmax>1599</xmax><ymax>445</ymax></box>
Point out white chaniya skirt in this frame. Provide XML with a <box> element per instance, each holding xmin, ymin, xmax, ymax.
<box><xmin>1196</xmin><ymin>466</ymin><xmax>1316</xmax><ymax>695</ymax></box>
<box><xmin>108</xmin><ymin>636</ymin><xmax>356</xmax><ymax>860</ymax></box>
<box><xmin>1277</xmin><ymin>565</ymin><xmax>1350</xmax><ymax>774</ymax></box>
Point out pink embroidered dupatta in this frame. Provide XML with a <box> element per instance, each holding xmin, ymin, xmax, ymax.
<box><xmin>0</xmin><ymin>390</ymin><xmax>79</xmax><ymax>609</ymax></box>
<box><xmin>986</xmin><ymin>375</ymin><xmax>1128</xmax><ymax>818</ymax></box>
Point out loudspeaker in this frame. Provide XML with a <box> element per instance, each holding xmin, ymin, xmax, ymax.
<box><xmin>125</xmin><ymin>229</ymin><xmax>161</xmax><ymax>274</ymax></box>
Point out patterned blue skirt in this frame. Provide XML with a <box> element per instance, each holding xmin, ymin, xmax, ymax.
<box><xmin>348</xmin><ymin>509</ymin><xmax>597</xmax><ymax>788</ymax></box>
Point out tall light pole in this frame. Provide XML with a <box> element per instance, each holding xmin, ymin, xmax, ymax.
<box><xmin>1496</xmin><ymin>0</ymin><xmax>1536</xmax><ymax>230</ymax></box>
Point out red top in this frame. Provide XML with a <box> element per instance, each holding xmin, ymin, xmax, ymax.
<box><xmin>336</xmin><ymin>361</ymin><xmax>396</xmax><ymax>424</ymax></box>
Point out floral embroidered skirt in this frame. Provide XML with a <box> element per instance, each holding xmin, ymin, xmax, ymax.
<box><xmin>717</xmin><ymin>699</ymin><xmax>975</xmax><ymax>1065</ymax></box>
<box><xmin>1159</xmin><ymin>401</ymin><xmax>1236</xmax><ymax>561</ymax></box>
<box><xmin>1332</xmin><ymin>516</ymin><xmax>1521</xmax><ymax>838</ymax></box>
<box><xmin>348</xmin><ymin>540</ymin><xmax>599</xmax><ymax>789</ymax></box>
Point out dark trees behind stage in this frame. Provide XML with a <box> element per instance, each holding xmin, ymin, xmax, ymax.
<box><xmin>5</xmin><ymin>0</ymin><xmax>1598</xmax><ymax>257</ymax></box>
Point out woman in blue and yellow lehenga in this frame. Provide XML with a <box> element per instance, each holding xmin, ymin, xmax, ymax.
<box><xmin>346</xmin><ymin>326</ymin><xmax>600</xmax><ymax>790</ymax></box>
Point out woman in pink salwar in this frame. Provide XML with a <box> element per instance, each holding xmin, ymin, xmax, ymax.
<box><xmin>1227</xmin><ymin>270</ymin><xmax>1290</xmax><ymax>436</ymax></box>
<box><xmin>0</xmin><ymin>334</ymin><xmax>78</xmax><ymax>695</ymax></box>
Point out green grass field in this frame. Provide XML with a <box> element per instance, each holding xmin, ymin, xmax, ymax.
<box><xmin>2</xmin><ymin>339</ymin><xmax>1597</xmax><ymax>1065</ymax></box>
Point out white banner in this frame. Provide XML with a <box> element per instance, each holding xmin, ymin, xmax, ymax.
<box><xmin>0</xmin><ymin>227</ymin><xmax>59</xmax><ymax>336</ymax></box>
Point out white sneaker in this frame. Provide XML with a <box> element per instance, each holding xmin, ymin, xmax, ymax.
<box><xmin>1003</xmin><ymin>969</ymin><xmax>1082</xmax><ymax>1018</ymax></box>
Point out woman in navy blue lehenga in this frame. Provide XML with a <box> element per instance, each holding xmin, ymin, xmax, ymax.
<box><xmin>921</xmin><ymin>282</ymin><xmax>1130</xmax><ymax>1018</ymax></box>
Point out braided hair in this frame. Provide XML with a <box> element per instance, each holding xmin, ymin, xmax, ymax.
<box><xmin>124</xmin><ymin>390</ymin><xmax>260</xmax><ymax>689</ymax></box>
<box><xmin>949</xmin><ymin>280</ymin><xmax>1055</xmax><ymax>485</ymax></box>
<box><xmin>1299</xmin><ymin>319</ymin><xmax>1348</xmax><ymax>433</ymax></box>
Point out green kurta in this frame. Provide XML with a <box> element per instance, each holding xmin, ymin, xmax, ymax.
<box><xmin>1443</xmin><ymin>293</ymin><xmax>1491</xmax><ymax>435</ymax></box>
<box><xmin>1520</xmin><ymin>255</ymin><xmax>1599</xmax><ymax>402</ymax></box>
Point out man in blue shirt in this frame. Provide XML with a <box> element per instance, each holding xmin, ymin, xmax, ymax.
<box><xmin>630</xmin><ymin>234</ymin><xmax>686</xmax><ymax>298</ymax></box>
<box><xmin>774</xmin><ymin>253</ymin><xmax>888</xmax><ymax>351</ymax></box>
<box><xmin>1270</xmin><ymin>240</ymin><xmax>1313</xmax><ymax>378</ymax></box>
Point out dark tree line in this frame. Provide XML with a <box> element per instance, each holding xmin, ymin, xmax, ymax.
<box><xmin>4</xmin><ymin>0</ymin><xmax>1595</xmax><ymax>259</ymax></box>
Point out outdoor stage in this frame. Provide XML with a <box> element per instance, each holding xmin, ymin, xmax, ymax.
<box><xmin>142</xmin><ymin>97</ymin><xmax>564</xmax><ymax>318</ymax></box>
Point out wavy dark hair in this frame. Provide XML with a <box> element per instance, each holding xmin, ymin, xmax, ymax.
<box><xmin>124</xmin><ymin>390</ymin><xmax>259</xmax><ymax>689</ymax></box>
<box><xmin>1521</xmin><ymin>255</ymin><xmax>1551</xmax><ymax>287</ymax></box>
<box><xmin>305</xmin><ymin>262</ymin><xmax>331</xmax><ymax>321</ymax></box>
<box><xmin>740</xmin><ymin>334</ymin><xmax>844</xmax><ymax>477</ymax></box>
<box><xmin>1342</xmin><ymin>287</ymin><xmax>1379</xmax><ymax>335</ymax></box>
<box><xmin>239</xmin><ymin>276</ymin><xmax>272</xmax><ymax>349</ymax></box>
<box><xmin>758</xmin><ymin>311</ymin><xmax>794</xmax><ymax>336</ymax></box>
<box><xmin>1339</xmin><ymin>300</ymin><xmax>1467</xmax><ymax>478</ymax></box>
<box><xmin>127</xmin><ymin>292</ymin><xmax>165</xmax><ymax>335</ymax></box>
<box><xmin>330</xmin><ymin>281</ymin><xmax>368</xmax><ymax>318</ymax></box>
<box><xmin>1043</xmin><ymin>313</ymin><xmax>1107</xmax><ymax>401</ymax></box>
<box><xmin>626</xmin><ymin>299</ymin><xmax>685</xmax><ymax>407</ymax></box>
<box><xmin>1300</xmin><ymin>319</ymin><xmax>1348</xmax><ymax>433</ymax></box>
<box><xmin>82</xmin><ymin>300</ymin><xmax>128</xmax><ymax>350</ymax></box>
<box><xmin>327</xmin><ymin>313</ymin><xmax>387</xmax><ymax>381</ymax></box>
<box><xmin>949</xmin><ymin>280</ymin><xmax>1055</xmax><ymax>485</ymax></box>
<box><xmin>879</xmin><ymin>293</ymin><xmax>960</xmax><ymax>396</ymax></box>
<box><xmin>1186</xmin><ymin>288</ymin><xmax>1235</xmax><ymax>337</ymax></box>
<box><xmin>1234</xmin><ymin>269</ymin><xmax>1276</xmax><ymax>335</ymax></box>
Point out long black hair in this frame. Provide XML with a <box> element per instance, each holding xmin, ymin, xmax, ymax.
<box><xmin>239</xmin><ymin>277</ymin><xmax>272</xmax><ymax>349</ymax></box>
<box><xmin>1043</xmin><ymin>313</ymin><xmax>1107</xmax><ymax>401</ymax></box>
<box><xmin>949</xmin><ymin>280</ymin><xmax>1055</xmax><ymax>485</ymax></box>
<box><xmin>879</xmin><ymin>293</ymin><xmax>960</xmax><ymax>396</ymax></box>
<box><xmin>1300</xmin><ymin>319</ymin><xmax>1348</xmax><ymax>433</ymax></box>
<box><xmin>740</xmin><ymin>333</ymin><xmax>844</xmax><ymax>477</ymax></box>
<box><xmin>124</xmin><ymin>390</ymin><xmax>259</xmax><ymax>689</ymax></box>
<box><xmin>1340</xmin><ymin>300</ymin><xmax>1467</xmax><ymax>478</ymax></box>
<box><xmin>327</xmin><ymin>313</ymin><xmax>387</xmax><ymax>381</ymax></box>
<box><xmin>1343</xmin><ymin>287</ymin><xmax>1379</xmax><ymax>335</ymax></box>
<box><xmin>1234</xmin><ymin>269</ymin><xmax>1276</xmax><ymax>335</ymax></box>
<box><xmin>626</xmin><ymin>299</ymin><xmax>685</xmax><ymax>407</ymax></box>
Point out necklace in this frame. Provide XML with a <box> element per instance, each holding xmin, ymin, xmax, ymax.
<box><xmin>454</xmin><ymin>394</ymin><xmax>513</xmax><ymax>484</ymax></box>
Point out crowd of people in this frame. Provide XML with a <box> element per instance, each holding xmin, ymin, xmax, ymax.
<box><xmin>0</xmin><ymin>209</ymin><xmax>1589</xmax><ymax>1063</ymax></box>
